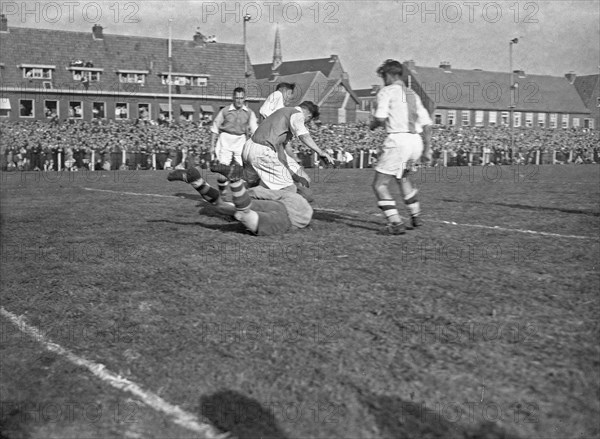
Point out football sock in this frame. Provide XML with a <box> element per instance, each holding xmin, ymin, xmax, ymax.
<box><xmin>404</xmin><ymin>189</ymin><xmax>420</xmax><ymax>217</ymax></box>
<box><xmin>190</xmin><ymin>178</ymin><xmax>220</xmax><ymax>204</ymax></box>
<box><xmin>216</xmin><ymin>176</ymin><xmax>229</xmax><ymax>195</ymax></box>
<box><xmin>230</xmin><ymin>180</ymin><xmax>252</xmax><ymax>211</ymax></box>
<box><xmin>377</xmin><ymin>199</ymin><xmax>402</xmax><ymax>224</ymax></box>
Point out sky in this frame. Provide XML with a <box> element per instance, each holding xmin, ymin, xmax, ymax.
<box><xmin>2</xmin><ymin>0</ymin><xmax>599</xmax><ymax>89</ymax></box>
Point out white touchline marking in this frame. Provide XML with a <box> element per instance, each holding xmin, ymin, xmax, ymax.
<box><xmin>0</xmin><ymin>307</ymin><xmax>229</xmax><ymax>439</ymax></box>
<box><xmin>315</xmin><ymin>208</ymin><xmax>597</xmax><ymax>240</ymax></box>
<box><xmin>83</xmin><ymin>188</ymin><xmax>598</xmax><ymax>241</ymax></box>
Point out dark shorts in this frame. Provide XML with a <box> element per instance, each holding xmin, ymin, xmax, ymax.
<box><xmin>251</xmin><ymin>200</ymin><xmax>292</xmax><ymax>235</ymax></box>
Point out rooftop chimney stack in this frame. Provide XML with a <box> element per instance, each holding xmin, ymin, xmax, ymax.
<box><xmin>565</xmin><ymin>71</ymin><xmax>576</xmax><ymax>84</ymax></box>
<box><xmin>0</xmin><ymin>14</ymin><xmax>8</xmax><ymax>32</ymax></box>
<box><xmin>439</xmin><ymin>61</ymin><xmax>451</xmax><ymax>71</ymax></box>
<box><xmin>92</xmin><ymin>24</ymin><xmax>103</xmax><ymax>40</ymax></box>
<box><xmin>193</xmin><ymin>29</ymin><xmax>206</xmax><ymax>47</ymax></box>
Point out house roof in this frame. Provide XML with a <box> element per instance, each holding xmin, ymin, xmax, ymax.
<box><xmin>574</xmin><ymin>74</ymin><xmax>599</xmax><ymax>109</ymax></box>
<box><xmin>354</xmin><ymin>88</ymin><xmax>378</xmax><ymax>98</ymax></box>
<box><xmin>408</xmin><ymin>65</ymin><xmax>590</xmax><ymax>114</ymax></box>
<box><xmin>253</xmin><ymin>56</ymin><xmax>339</xmax><ymax>80</ymax></box>
<box><xmin>0</xmin><ymin>26</ymin><xmax>256</xmax><ymax>98</ymax></box>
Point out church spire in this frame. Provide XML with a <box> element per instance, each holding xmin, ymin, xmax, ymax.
<box><xmin>272</xmin><ymin>26</ymin><xmax>282</xmax><ymax>70</ymax></box>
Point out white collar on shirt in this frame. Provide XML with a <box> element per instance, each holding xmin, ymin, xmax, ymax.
<box><xmin>226</xmin><ymin>104</ymin><xmax>250</xmax><ymax>112</ymax></box>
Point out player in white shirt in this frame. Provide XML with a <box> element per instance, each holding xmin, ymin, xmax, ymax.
<box><xmin>369</xmin><ymin>59</ymin><xmax>433</xmax><ymax>235</ymax></box>
<box><xmin>259</xmin><ymin>83</ymin><xmax>295</xmax><ymax>119</ymax></box>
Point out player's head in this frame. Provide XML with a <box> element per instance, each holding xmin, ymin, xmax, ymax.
<box><xmin>277</xmin><ymin>82</ymin><xmax>296</xmax><ymax>101</ymax></box>
<box><xmin>299</xmin><ymin>101</ymin><xmax>320</xmax><ymax>123</ymax></box>
<box><xmin>377</xmin><ymin>59</ymin><xmax>403</xmax><ymax>85</ymax></box>
<box><xmin>232</xmin><ymin>87</ymin><xmax>245</xmax><ymax>109</ymax></box>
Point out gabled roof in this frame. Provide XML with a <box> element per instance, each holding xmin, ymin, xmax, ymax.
<box><xmin>574</xmin><ymin>74</ymin><xmax>599</xmax><ymax>109</ymax></box>
<box><xmin>0</xmin><ymin>26</ymin><xmax>254</xmax><ymax>97</ymax></box>
<box><xmin>409</xmin><ymin>65</ymin><xmax>590</xmax><ymax>114</ymax></box>
<box><xmin>254</xmin><ymin>56</ymin><xmax>339</xmax><ymax>79</ymax></box>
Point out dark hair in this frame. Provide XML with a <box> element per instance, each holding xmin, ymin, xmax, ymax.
<box><xmin>276</xmin><ymin>82</ymin><xmax>296</xmax><ymax>92</ymax></box>
<box><xmin>233</xmin><ymin>87</ymin><xmax>245</xmax><ymax>95</ymax></box>
<box><xmin>376</xmin><ymin>59</ymin><xmax>403</xmax><ymax>77</ymax></box>
<box><xmin>299</xmin><ymin>101</ymin><xmax>320</xmax><ymax>120</ymax></box>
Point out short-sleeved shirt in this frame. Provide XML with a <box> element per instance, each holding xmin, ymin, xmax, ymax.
<box><xmin>374</xmin><ymin>81</ymin><xmax>432</xmax><ymax>134</ymax></box>
<box><xmin>211</xmin><ymin>104</ymin><xmax>258</xmax><ymax>136</ymax></box>
<box><xmin>251</xmin><ymin>107</ymin><xmax>308</xmax><ymax>151</ymax></box>
<box><xmin>259</xmin><ymin>90</ymin><xmax>284</xmax><ymax>119</ymax></box>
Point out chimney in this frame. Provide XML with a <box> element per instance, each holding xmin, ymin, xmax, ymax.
<box><xmin>193</xmin><ymin>31</ymin><xmax>206</xmax><ymax>47</ymax></box>
<box><xmin>439</xmin><ymin>61</ymin><xmax>451</xmax><ymax>71</ymax></box>
<box><xmin>92</xmin><ymin>24</ymin><xmax>103</xmax><ymax>40</ymax></box>
<box><xmin>514</xmin><ymin>69</ymin><xmax>526</xmax><ymax>78</ymax></box>
<box><xmin>330</xmin><ymin>54</ymin><xmax>339</xmax><ymax>62</ymax></box>
<box><xmin>0</xmin><ymin>14</ymin><xmax>8</xmax><ymax>32</ymax></box>
<box><xmin>370</xmin><ymin>84</ymin><xmax>380</xmax><ymax>95</ymax></box>
<box><xmin>565</xmin><ymin>71</ymin><xmax>576</xmax><ymax>84</ymax></box>
<box><xmin>405</xmin><ymin>60</ymin><xmax>416</xmax><ymax>71</ymax></box>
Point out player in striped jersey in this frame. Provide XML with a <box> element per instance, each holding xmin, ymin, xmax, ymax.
<box><xmin>369</xmin><ymin>59</ymin><xmax>433</xmax><ymax>235</ymax></box>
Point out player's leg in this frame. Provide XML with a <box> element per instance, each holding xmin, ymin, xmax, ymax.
<box><xmin>167</xmin><ymin>167</ymin><xmax>226</xmax><ymax>207</ymax></box>
<box><xmin>396</xmin><ymin>134</ymin><xmax>424</xmax><ymax>228</ymax></box>
<box><xmin>243</xmin><ymin>139</ymin><xmax>295</xmax><ymax>190</ymax></box>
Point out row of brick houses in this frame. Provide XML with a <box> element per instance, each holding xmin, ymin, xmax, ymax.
<box><xmin>0</xmin><ymin>16</ymin><xmax>264</xmax><ymax>123</ymax></box>
<box><xmin>355</xmin><ymin>60</ymin><xmax>597</xmax><ymax>130</ymax></box>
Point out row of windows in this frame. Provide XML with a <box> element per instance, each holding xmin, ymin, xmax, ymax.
<box><xmin>21</xmin><ymin>66</ymin><xmax>209</xmax><ymax>87</ymax></box>
<box><xmin>434</xmin><ymin>110</ymin><xmax>594</xmax><ymax>129</ymax></box>
<box><xmin>1</xmin><ymin>99</ymin><xmax>216</xmax><ymax>122</ymax></box>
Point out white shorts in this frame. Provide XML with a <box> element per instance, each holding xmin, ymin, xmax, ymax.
<box><xmin>375</xmin><ymin>133</ymin><xmax>423</xmax><ymax>178</ymax></box>
<box><xmin>242</xmin><ymin>139</ymin><xmax>296</xmax><ymax>190</ymax></box>
<box><xmin>215</xmin><ymin>132</ymin><xmax>246</xmax><ymax>165</ymax></box>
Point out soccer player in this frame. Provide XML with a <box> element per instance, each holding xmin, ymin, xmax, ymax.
<box><xmin>167</xmin><ymin>166</ymin><xmax>312</xmax><ymax>235</ymax></box>
<box><xmin>243</xmin><ymin>101</ymin><xmax>334</xmax><ymax>192</ymax></box>
<box><xmin>369</xmin><ymin>59</ymin><xmax>432</xmax><ymax>235</ymax></box>
<box><xmin>259</xmin><ymin>82</ymin><xmax>296</xmax><ymax>120</ymax></box>
<box><xmin>210</xmin><ymin>87</ymin><xmax>258</xmax><ymax>194</ymax></box>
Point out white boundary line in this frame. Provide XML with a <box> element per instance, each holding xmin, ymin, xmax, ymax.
<box><xmin>83</xmin><ymin>187</ymin><xmax>598</xmax><ymax>240</ymax></box>
<box><xmin>0</xmin><ymin>307</ymin><xmax>229</xmax><ymax>439</ymax></box>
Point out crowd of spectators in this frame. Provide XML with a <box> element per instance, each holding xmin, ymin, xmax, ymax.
<box><xmin>1</xmin><ymin>118</ymin><xmax>598</xmax><ymax>171</ymax></box>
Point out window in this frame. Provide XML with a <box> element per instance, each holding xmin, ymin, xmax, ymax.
<box><xmin>138</xmin><ymin>103</ymin><xmax>150</xmax><ymax>120</ymax></box>
<box><xmin>461</xmin><ymin>111</ymin><xmax>470</xmax><ymax>126</ymax></box>
<box><xmin>475</xmin><ymin>110</ymin><xmax>484</xmax><ymax>127</ymax></box>
<box><xmin>92</xmin><ymin>102</ymin><xmax>105</xmax><ymax>119</ymax></box>
<box><xmin>160</xmin><ymin>73</ymin><xmax>209</xmax><ymax>87</ymax></box>
<box><xmin>119</xmin><ymin>72</ymin><xmax>146</xmax><ymax>84</ymax></box>
<box><xmin>434</xmin><ymin>113</ymin><xmax>443</xmax><ymax>125</ymax></box>
<box><xmin>20</xmin><ymin>65</ymin><xmax>54</xmax><ymax>79</ymax></box>
<box><xmin>19</xmin><ymin>99</ymin><xmax>34</xmax><ymax>117</ymax></box>
<box><xmin>513</xmin><ymin>112</ymin><xmax>521</xmax><ymax>127</ymax></box>
<box><xmin>447</xmin><ymin>110</ymin><xmax>456</xmax><ymax>126</ymax></box>
<box><xmin>525</xmin><ymin>112</ymin><xmax>533</xmax><ymax>127</ymax></box>
<box><xmin>561</xmin><ymin>114</ymin><xmax>569</xmax><ymax>129</ymax></box>
<box><xmin>488</xmin><ymin>111</ymin><xmax>497</xmax><ymax>126</ymax></box>
<box><xmin>115</xmin><ymin>102</ymin><xmax>129</xmax><ymax>119</ymax></box>
<box><xmin>501</xmin><ymin>112</ymin><xmax>509</xmax><ymax>126</ymax></box>
<box><xmin>584</xmin><ymin>119</ymin><xmax>594</xmax><ymax>129</ymax></box>
<box><xmin>68</xmin><ymin>67</ymin><xmax>102</xmax><ymax>82</ymax></box>
<box><xmin>0</xmin><ymin>98</ymin><xmax>11</xmax><ymax>118</ymax></box>
<box><xmin>44</xmin><ymin>100</ymin><xmax>59</xmax><ymax>118</ymax></box>
<box><xmin>550</xmin><ymin>113</ymin><xmax>557</xmax><ymax>128</ymax></box>
<box><xmin>572</xmin><ymin>118</ymin><xmax>580</xmax><ymax>128</ymax></box>
<box><xmin>537</xmin><ymin>113</ymin><xmax>545</xmax><ymax>128</ymax></box>
<box><xmin>69</xmin><ymin>101</ymin><xmax>83</xmax><ymax>119</ymax></box>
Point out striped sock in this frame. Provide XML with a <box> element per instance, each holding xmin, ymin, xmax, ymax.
<box><xmin>377</xmin><ymin>199</ymin><xmax>401</xmax><ymax>224</ymax></box>
<box><xmin>217</xmin><ymin>181</ymin><xmax>229</xmax><ymax>195</ymax></box>
<box><xmin>190</xmin><ymin>178</ymin><xmax>220</xmax><ymax>204</ymax></box>
<box><xmin>230</xmin><ymin>180</ymin><xmax>251</xmax><ymax>211</ymax></box>
<box><xmin>404</xmin><ymin>189</ymin><xmax>420</xmax><ymax>217</ymax></box>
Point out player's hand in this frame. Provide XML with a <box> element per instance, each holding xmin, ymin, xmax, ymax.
<box><xmin>321</xmin><ymin>153</ymin><xmax>335</xmax><ymax>165</ymax></box>
<box><xmin>292</xmin><ymin>173</ymin><xmax>310</xmax><ymax>188</ymax></box>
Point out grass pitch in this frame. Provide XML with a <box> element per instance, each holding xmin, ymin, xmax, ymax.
<box><xmin>1</xmin><ymin>165</ymin><xmax>599</xmax><ymax>439</ymax></box>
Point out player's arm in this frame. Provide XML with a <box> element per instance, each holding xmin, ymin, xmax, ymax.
<box><xmin>421</xmin><ymin>124</ymin><xmax>433</xmax><ymax>163</ymax></box>
<box><xmin>209</xmin><ymin>110</ymin><xmax>224</xmax><ymax>161</ymax></box>
<box><xmin>370</xmin><ymin>87</ymin><xmax>389</xmax><ymax>131</ymax></box>
<box><xmin>298</xmin><ymin>134</ymin><xmax>334</xmax><ymax>165</ymax></box>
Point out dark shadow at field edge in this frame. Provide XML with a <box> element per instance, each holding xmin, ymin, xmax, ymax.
<box><xmin>441</xmin><ymin>199</ymin><xmax>600</xmax><ymax>217</ymax></box>
<box><xmin>360</xmin><ymin>392</ymin><xmax>524</xmax><ymax>439</ymax></box>
<box><xmin>173</xmin><ymin>192</ymin><xmax>205</xmax><ymax>202</ymax></box>
<box><xmin>199</xmin><ymin>390</ymin><xmax>289</xmax><ymax>439</ymax></box>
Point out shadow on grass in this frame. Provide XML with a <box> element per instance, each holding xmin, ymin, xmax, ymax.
<box><xmin>199</xmin><ymin>390</ymin><xmax>289</xmax><ymax>439</ymax></box>
<box><xmin>147</xmin><ymin>219</ymin><xmax>247</xmax><ymax>233</ymax></box>
<box><xmin>361</xmin><ymin>393</ymin><xmax>523</xmax><ymax>439</ymax></box>
<box><xmin>441</xmin><ymin>198</ymin><xmax>600</xmax><ymax>217</ymax></box>
<box><xmin>312</xmin><ymin>210</ymin><xmax>381</xmax><ymax>232</ymax></box>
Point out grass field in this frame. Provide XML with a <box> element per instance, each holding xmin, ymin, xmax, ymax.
<box><xmin>1</xmin><ymin>164</ymin><xmax>599</xmax><ymax>439</ymax></box>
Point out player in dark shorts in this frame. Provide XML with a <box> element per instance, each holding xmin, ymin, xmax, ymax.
<box><xmin>167</xmin><ymin>165</ymin><xmax>313</xmax><ymax>235</ymax></box>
